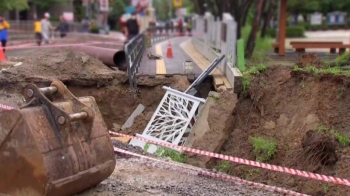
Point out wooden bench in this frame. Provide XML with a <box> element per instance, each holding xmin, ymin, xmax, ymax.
<box><xmin>290</xmin><ymin>41</ymin><xmax>344</xmax><ymax>54</ymax></box>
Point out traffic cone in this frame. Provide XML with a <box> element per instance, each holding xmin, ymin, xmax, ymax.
<box><xmin>0</xmin><ymin>45</ymin><xmax>6</xmax><ymax>62</ymax></box>
<box><xmin>166</xmin><ymin>40</ymin><xmax>173</xmax><ymax>58</ymax></box>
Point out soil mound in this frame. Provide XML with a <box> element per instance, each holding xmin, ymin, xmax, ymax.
<box><xmin>296</xmin><ymin>53</ymin><xmax>324</xmax><ymax>68</ymax></box>
<box><xmin>0</xmin><ymin>49</ymin><xmax>190</xmax><ymax>130</ymax></box>
<box><xmin>1</xmin><ymin>49</ymin><xmax>126</xmax><ymax>86</ymax></box>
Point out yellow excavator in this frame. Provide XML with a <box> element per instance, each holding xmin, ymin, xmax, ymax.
<box><xmin>0</xmin><ymin>81</ymin><xmax>116</xmax><ymax>196</ymax></box>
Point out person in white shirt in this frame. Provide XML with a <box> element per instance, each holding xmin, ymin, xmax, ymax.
<box><xmin>41</xmin><ymin>13</ymin><xmax>54</xmax><ymax>45</ymax></box>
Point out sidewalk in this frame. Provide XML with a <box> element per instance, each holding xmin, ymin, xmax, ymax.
<box><xmin>138</xmin><ymin>36</ymin><xmax>202</xmax><ymax>77</ymax></box>
<box><xmin>138</xmin><ymin>36</ymin><xmax>233</xmax><ymax>90</ymax></box>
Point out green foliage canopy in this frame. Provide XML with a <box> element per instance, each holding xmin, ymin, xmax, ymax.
<box><xmin>0</xmin><ymin>0</ymin><xmax>28</xmax><ymax>12</ymax></box>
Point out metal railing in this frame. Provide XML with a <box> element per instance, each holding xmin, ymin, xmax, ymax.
<box><xmin>124</xmin><ymin>33</ymin><xmax>146</xmax><ymax>97</ymax></box>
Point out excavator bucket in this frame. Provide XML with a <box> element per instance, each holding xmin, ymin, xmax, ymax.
<box><xmin>0</xmin><ymin>81</ymin><xmax>116</xmax><ymax>196</ymax></box>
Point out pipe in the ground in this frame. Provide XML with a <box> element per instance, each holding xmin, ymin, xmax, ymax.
<box><xmin>66</xmin><ymin>45</ymin><xmax>127</xmax><ymax>71</ymax></box>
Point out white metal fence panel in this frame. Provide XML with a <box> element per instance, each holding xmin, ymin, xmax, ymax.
<box><xmin>142</xmin><ymin>86</ymin><xmax>206</xmax><ymax>146</ymax></box>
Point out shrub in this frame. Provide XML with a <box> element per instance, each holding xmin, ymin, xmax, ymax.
<box><xmin>242</xmin><ymin>64</ymin><xmax>267</xmax><ymax>92</ymax></box>
<box><xmin>267</xmin><ymin>26</ymin><xmax>305</xmax><ymax>38</ymax></box>
<box><xmin>156</xmin><ymin>147</ymin><xmax>187</xmax><ymax>163</ymax></box>
<box><xmin>250</xmin><ymin>136</ymin><xmax>277</xmax><ymax>162</ymax></box>
<box><xmin>90</xmin><ymin>25</ymin><xmax>100</xmax><ymax>34</ymax></box>
<box><xmin>216</xmin><ymin>160</ymin><xmax>232</xmax><ymax>173</ymax></box>
<box><xmin>335</xmin><ymin>52</ymin><xmax>350</xmax><ymax>64</ymax></box>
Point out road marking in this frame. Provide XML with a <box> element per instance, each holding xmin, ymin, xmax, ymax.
<box><xmin>155</xmin><ymin>44</ymin><xmax>166</xmax><ymax>75</ymax></box>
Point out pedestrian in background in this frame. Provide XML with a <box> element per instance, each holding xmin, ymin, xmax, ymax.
<box><xmin>0</xmin><ymin>15</ymin><xmax>10</xmax><ymax>53</ymax></box>
<box><xmin>178</xmin><ymin>18</ymin><xmax>183</xmax><ymax>36</ymax></box>
<box><xmin>34</xmin><ymin>17</ymin><xmax>42</xmax><ymax>46</ymax></box>
<box><xmin>82</xmin><ymin>17</ymin><xmax>90</xmax><ymax>33</ymax></box>
<box><xmin>125</xmin><ymin>12</ymin><xmax>140</xmax><ymax>42</ymax></box>
<box><xmin>41</xmin><ymin>13</ymin><xmax>54</xmax><ymax>45</ymax></box>
<box><xmin>55</xmin><ymin>16</ymin><xmax>69</xmax><ymax>38</ymax></box>
<box><xmin>187</xmin><ymin>18</ymin><xmax>192</xmax><ymax>36</ymax></box>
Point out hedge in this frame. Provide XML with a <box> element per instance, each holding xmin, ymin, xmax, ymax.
<box><xmin>266</xmin><ymin>26</ymin><xmax>305</xmax><ymax>38</ymax></box>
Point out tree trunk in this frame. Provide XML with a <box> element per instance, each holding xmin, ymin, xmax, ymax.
<box><xmin>245</xmin><ymin>0</ymin><xmax>265</xmax><ymax>58</ymax></box>
<box><xmin>261</xmin><ymin>0</ymin><xmax>275</xmax><ymax>38</ymax></box>
<box><xmin>241</xmin><ymin>1</ymin><xmax>254</xmax><ymax>27</ymax></box>
<box><xmin>194</xmin><ymin>0</ymin><xmax>206</xmax><ymax>15</ymax></box>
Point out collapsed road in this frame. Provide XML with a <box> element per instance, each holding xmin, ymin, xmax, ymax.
<box><xmin>0</xmin><ymin>42</ymin><xmax>299</xmax><ymax>195</ymax></box>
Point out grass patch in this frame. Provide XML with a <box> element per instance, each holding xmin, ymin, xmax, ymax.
<box><xmin>316</xmin><ymin>124</ymin><xmax>350</xmax><ymax>147</ymax></box>
<box><xmin>144</xmin><ymin>143</ymin><xmax>150</xmax><ymax>152</ymax></box>
<box><xmin>250</xmin><ymin>136</ymin><xmax>277</xmax><ymax>162</ymax></box>
<box><xmin>216</xmin><ymin>160</ymin><xmax>231</xmax><ymax>173</ymax></box>
<box><xmin>156</xmin><ymin>147</ymin><xmax>187</xmax><ymax>163</ymax></box>
<box><xmin>335</xmin><ymin>52</ymin><xmax>350</xmax><ymax>64</ymax></box>
<box><xmin>242</xmin><ymin>64</ymin><xmax>267</xmax><ymax>92</ymax></box>
<box><xmin>335</xmin><ymin>132</ymin><xmax>350</xmax><ymax>147</ymax></box>
<box><xmin>293</xmin><ymin>65</ymin><xmax>350</xmax><ymax>76</ymax></box>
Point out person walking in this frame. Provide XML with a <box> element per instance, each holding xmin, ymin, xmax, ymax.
<box><xmin>187</xmin><ymin>18</ymin><xmax>192</xmax><ymax>36</ymax></box>
<box><xmin>41</xmin><ymin>13</ymin><xmax>54</xmax><ymax>45</ymax></box>
<box><xmin>34</xmin><ymin>18</ymin><xmax>42</xmax><ymax>46</ymax></box>
<box><xmin>124</xmin><ymin>12</ymin><xmax>140</xmax><ymax>42</ymax></box>
<box><xmin>0</xmin><ymin>15</ymin><xmax>10</xmax><ymax>53</ymax></box>
<box><xmin>177</xmin><ymin>18</ymin><xmax>183</xmax><ymax>36</ymax></box>
<box><xmin>82</xmin><ymin>17</ymin><xmax>90</xmax><ymax>33</ymax></box>
<box><xmin>55</xmin><ymin>16</ymin><xmax>69</xmax><ymax>38</ymax></box>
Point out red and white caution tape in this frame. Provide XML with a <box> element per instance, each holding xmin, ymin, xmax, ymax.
<box><xmin>114</xmin><ymin>147</ymin><xmax>309</xmax><ymax>196</ymax></box>
<box><xmin>110</xmin><ymin>131</ymin><xmax>350</xmax><ymax>186</ymax></box>
<box><xmin>0</xmin><ymin>103</ymin><xmax>14</xmax><ymax>110</ymax></box>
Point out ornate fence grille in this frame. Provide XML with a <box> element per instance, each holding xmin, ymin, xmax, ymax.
<box><xmin>142</xmin><ymin>86</ymin><xmax>206</xmax><ymax>146</ymax></box>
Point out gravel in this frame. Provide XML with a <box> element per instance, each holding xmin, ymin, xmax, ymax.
<box><xmin>77</xmin><ymin>142</ymin><xmax>285</xmax><ymax>196</ymax></box>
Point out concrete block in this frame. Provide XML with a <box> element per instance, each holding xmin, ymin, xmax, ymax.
<box><xmin>121</xmin><ymin>104</ymin><xmax>145</xmax><ymax>130</ymax></box>
<box><xmin>111</xmin><ymin>137</ymin><xmax>131</xmax><ymax>143</ymax></box>
<box><xmin>186</xmin><ymin>92</ymin><xmax>238</xmax><ymax>168</ymax></box>
<box><xmin>208</xmin><ymin>91</ymin><xmax>220</xmax><ymax>99</ymax></box>
<box><xmin>113</xmin><ymin>123</ymin><xmax>121</xmax><ymax>131</ymax></box>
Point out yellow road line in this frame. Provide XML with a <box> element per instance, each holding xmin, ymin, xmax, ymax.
<box><xmin>156</xmin><ymin>44</ymin><xmax>166</xmax><ymax>75</ymax></box>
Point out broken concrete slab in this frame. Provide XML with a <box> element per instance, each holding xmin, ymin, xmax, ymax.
<box><xmin>121</xmin><ymin>104</ymin><xmax>145</xmax><ymax>130</ymax></box>
<box><xmin>111</xmin><ymin>137</ymin><xmax>131</xmax><ymax>143</ymax></box>
<box><xmin>185</xmin><ymin>91</ymin><xmax>238</xmax><ymax>168</ymax></box>
<box><xmin>113</xmin><ymin>123</ymin><xmax>121</xmax><ymax>131</ymax></box>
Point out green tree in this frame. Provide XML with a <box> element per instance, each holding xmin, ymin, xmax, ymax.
<box><xmin>153</xmin><ymin>0</ymin><xmax>195</xmax><ymax>21</ymax></box>
<box><xmin>31</xmin><ymin>0</ymin><xmax>69</xmax><ymax>9</ymax></box>
<box><xmin>108</xmin><ymin>0</ymin><xmax>126</xmax><ymax>30</ymax></box>
<box><xmin>0</xmin><ymin>0</ymin><xmax>28</xmax><ymax>12</ymax></box>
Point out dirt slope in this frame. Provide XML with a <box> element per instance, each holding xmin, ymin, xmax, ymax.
<box><xmin>222</xmin><ymin>66</ymin><xmax>350</xmax><ymax>196</ymax></box>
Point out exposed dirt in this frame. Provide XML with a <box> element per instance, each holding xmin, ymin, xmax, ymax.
<box><xmin>0</xmin><ymin>49</ymin><xmax>189</xmax><ymax>131</ymax></box>
<box><xmin>216</xmin><ymin>66</ymin><xmax>350</xmax><ymax>196</ymax></box>
<box><xmin>302</xmin><ymin>130</ymin><xmax>338</xmax><ymax>166</ymax></box>
<box><xmin>296</xmin><ymin>53</ymin><xmax>324</xmax><ymax>68</ymax></box>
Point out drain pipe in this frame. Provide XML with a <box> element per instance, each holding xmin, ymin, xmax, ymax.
<box><xmin>66</xmin><ymin>45</ymin><xmax>127</xmax><ymax>71</ymax></box>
